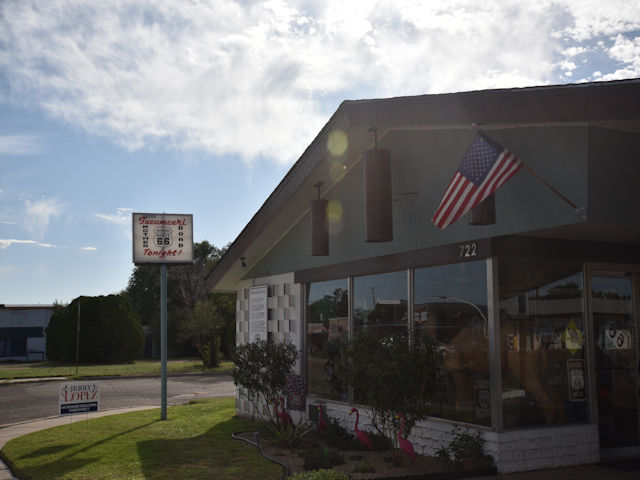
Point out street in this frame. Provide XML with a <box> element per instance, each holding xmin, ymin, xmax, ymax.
<box><xmin>0</xmin><ymin>374</ymin><xmax>235</xmax><ymax>426</ymax></box>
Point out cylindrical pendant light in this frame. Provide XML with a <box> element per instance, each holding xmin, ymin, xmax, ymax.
<box><xmin>363</xmin><ymin>147</ymin><xmax>393</xmax><ymax>242</ymax></box>
<box><xmin>469</xmin><ymin>195</ymin><xmax>496</xmax><ymax>225</ymax></box>
<box><xmin>311</xmin><ymin>182</ymin><xmax>329</xmax><ymax>256</ymax></box>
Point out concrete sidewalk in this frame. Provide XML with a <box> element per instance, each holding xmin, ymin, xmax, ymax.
<box><xmin>1</xmin><ymin>407</ymin><xmax>638</xmax><ymax>480</ymax></box>
<box><xmin>0</xmin><ymin>406</ymin><xmax>158</xmax><ymax>480</ymax></box>
<box><xmin>467</xmin><ymin>463</ymin><xmax>639</xmax><ymax>479</ymax></box>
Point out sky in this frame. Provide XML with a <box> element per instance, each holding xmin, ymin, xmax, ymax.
<box><xmin>1</xmin><ymin>0</ymin><xmax>639</xmax><ymax>305</ymax></box>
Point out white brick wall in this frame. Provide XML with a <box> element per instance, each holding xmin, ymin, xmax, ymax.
<box><xmin>306</xmin><ymin>395</ymin><xmax>599</xmax><ymax>474</ymax></box>
<box><xmin>235</xmin><ymin>273</ymin><xmax>302</xmax><ymax>419</ymax></box>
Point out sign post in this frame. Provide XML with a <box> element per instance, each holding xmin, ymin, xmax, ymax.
<box><xmin>132</xmin><ymin>213</ymin><xmax>193</xmax><ymax>420</ymax></box>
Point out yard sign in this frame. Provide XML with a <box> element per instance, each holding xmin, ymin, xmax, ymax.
<box><xmin>59</xmin><ymin>381</ymin><xmax>100</xmax><ymax>416</ymax></box>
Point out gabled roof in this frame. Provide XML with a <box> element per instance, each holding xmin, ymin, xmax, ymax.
<box><xmin>206</xmin><ymin>79</ymin><xmax>640</xmax><ymax>292</ymax></box>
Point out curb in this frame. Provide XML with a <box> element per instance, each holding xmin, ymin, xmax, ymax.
<box><xmin>0</xmin><ymin>371</ymin><xmax>232</xmax><ymax>385</ymax></box>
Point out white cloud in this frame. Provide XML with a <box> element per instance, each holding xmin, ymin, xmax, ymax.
<box><xmin>608</xmin><ymin>35</ymin><xmax>640</xmax><ymax>70</ymax></box>
<box><xmin>23</xmin><ymin>198</ymin><xmax>63</xmax><ymax>238</ymax></box>
<box><xmin>78</xmin><ymin>246</ymin><xmax>97</xmax><ymax>251</ymax></box>
<box><xmin>0</xmin><ymin>134</ymin><xmax>42</xmax><ymax>155</ymax></box>
<box><xmin>96</xmin><ymin>211</ymin><xmax>130</xmax><ymax>225</ymax></box>
<box><xmin>0</xmin><ymin>1</ymin><xmax>638</xmax><ymax>165</ymax></box>
<box><xmin>555</xmin><ymin>1</ymin><xmax>640</xmax><ymax>41</ymax></box>
<box><xmin>0</xmin><ymin>238</ymin><xmax>56</xmax><ymax>249</ymax></box>
<box><xmin>0</xmin><ymin>265</ymin><xmax>17</xmax><ymax>277</ymax></box>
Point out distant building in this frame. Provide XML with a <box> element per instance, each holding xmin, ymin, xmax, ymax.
<box><xmin>0</xmin><ymin>304</ymin><xmax>54</xmax><ymax>361</ymax></box>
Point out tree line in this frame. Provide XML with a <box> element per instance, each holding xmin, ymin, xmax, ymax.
<box><xmin>46</xmin><ymin>241</ymin><xmax>235</xmax><ymax>365</ymax></box>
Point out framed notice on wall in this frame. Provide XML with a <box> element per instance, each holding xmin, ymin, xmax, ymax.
<box><xmin>132</xmin><ymin>213</ymin><xmax>194</xmax><ymax>264</ymax></box>
<box><xmin>249</xmin><ymin>286</ymin><xmax>268</xmax><ymax>342</ymax></box>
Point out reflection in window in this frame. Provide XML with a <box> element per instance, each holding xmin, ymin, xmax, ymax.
<box><xmin>0</xmin><ymin>338</ymin><xmax>27</xmax><ymax>357</ymax></box>
<box><xmin>353</xmin><ymin>271</ymin><xmax>408</xmax><ymax>337</ymax></box>
<box><xmin>592</xmin><ymin>276</ymin><xmax>637</xmax><ymax>448</ymax></box>
<box><xmin>306</xmin><ymin>279</ymin><xmax>349</xmax><ymax>401</ymax></box>
<box><xmin>499</xmin><ymin>258</ymin><xmax>587</xmax><ymax>428</ymax></box>
<box><xmin>414</xmin><ymin>261</ymin><xmax>490</xmax><ymax>426</ymax></box>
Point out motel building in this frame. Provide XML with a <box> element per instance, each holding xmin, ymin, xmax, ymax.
<box><xmin>0</xmin><ymin>304</ymin><xmax>53</xmax><ymax>361</ymax></box>
<box><xmin>206</xmin><ymin>79</ymin><xmax>640</xmax><ymax>473</ymax></box>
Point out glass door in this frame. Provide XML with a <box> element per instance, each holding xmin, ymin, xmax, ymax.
<box><xmin>591</xmin><ymin>274</ymin><xmax>640</xmax><ymax>453</ymax></box>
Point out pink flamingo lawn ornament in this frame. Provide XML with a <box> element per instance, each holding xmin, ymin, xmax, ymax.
<box><xmin>395</xmin><ymin>413</ymin><xmax>416</xmax><ymax>461</ymax></box>
<box><xmin>349</xmin><ymin>407</ymin><xmax>373</xmax><ymax>450</ymax></box>
<box><xmin>277</xmin><ymin>397</ymin><xmax>293</xmax><ymax>426</ymax></box>
<box><xmin>317</xmin><ymin>405</ymin><xmax>327</xmax><ymax>433</ymax></box>
<box><xmin>270</xmin><ymin>397</ymin><xmax>293</xmax><ymax>426</ymax></box>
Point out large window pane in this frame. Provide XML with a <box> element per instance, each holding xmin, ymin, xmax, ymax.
<box><xmin>499</xmin><ymin>258</ymin><xmax>587</xmax><ymax>427</ymax></box>
<box><xmin>306</xmin><ymin>279</ymin><xmax>348</xmax><ymax>401</ymax></box>
<box><xmin>414</xmin><ymin>261</ymin><xmax>490</xmax><ymax>426</ymax></box>
<box><xmin>592</xmin><ymin>276</ymin><xmax>638</xmax><ymax>448</ymax></box>
<box><xmin>353</xmin><ymin>270</ymin><xmax>408</xmax><ymax>336</ymax></box>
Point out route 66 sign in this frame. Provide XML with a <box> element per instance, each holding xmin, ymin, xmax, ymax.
<box><xmin>154</xmin><ymin>226</ymin><xmax>173</xmax><ymax>247</ymax></box>
<box><xmin>132</xmin><ymin>213</ymin><xmax>193</xmax><ymax>264</ymax></box>
<box><xmin>605</xmin><ymin>324</ymin><xmax>632</xmax><ymax>350</ymax></box>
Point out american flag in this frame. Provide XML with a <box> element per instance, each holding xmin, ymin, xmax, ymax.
<box><xmin>431</xmin><ymin>132</ymin><xmax>522</xmax><ymax>229</ymax></box>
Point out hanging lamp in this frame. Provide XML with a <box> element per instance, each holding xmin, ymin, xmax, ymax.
<box><xmin>468</xmin><ymin>195</ymin><xmax>496</xmax><ymax>225</ymax></box>
<box><xmin>311</xmin><ymin>182</ymin><xmax>329</xmax><ymax>256</ymax></box>
<box><xmin>363</xmin><ymin>127</ymin><xmax>393</xmax><ymax>242</ymax></box>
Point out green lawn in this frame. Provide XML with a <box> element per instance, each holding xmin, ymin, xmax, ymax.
<box><xmin>0</xmin><ymin>359</ymin><xmax>234</xmax><ymax>380</ymax></box>
<box><xmin>1</xmin><ymin>397</ymin><xmax>283</xmax><ymax>480</ymax></box>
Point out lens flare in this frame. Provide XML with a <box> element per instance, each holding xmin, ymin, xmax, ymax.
<box><xmin>327</xmin><ymin>129</ymin><xmax>348</xmax><ymax>157</ymax></box>
<box><xmin>329</xmin><ymin>159</ymin><xmax>347</xmax><ymax>181</ymax></box>
<box><xmin>327</xmin><ymin>200</ymin><xmax>343</xmax><ymax>225</ymax></box>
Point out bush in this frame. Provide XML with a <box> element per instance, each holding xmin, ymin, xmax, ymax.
<box><xmin>449</xmin><ymin>428</ymin><xmax>485</xmax><ymax>460</ymax></box>
<box><xmin>437</xmin><ymin>428</ymin><xmax>486</xmax><ymax>467</ymax></box>
<box><xmin>262</xmin><ymin>419</ymin><xmax>313</xmax><ymax>448</ymax></box>
<box><xmin>302</xmin><ymin>447</ymin><xmax>345</xmax><ymax>471</ymax></box>
<box><xmin>46</xmin><ymin>295</ymin><xmax>144</xmax><ymax>363</ymax></box>
<box><xmin>289</xmin><ymin>469</ymin><xmax>350</xmax><ymax>480</ymax></box>
<box><xmin>330</xmin><ymin>328</ymin><xmax>442</xmax><ymax>447</ymax></box>
<box><xmin>231</xmin><ymin>339</ymin><xmax>299</xmax><ymax>418</ymax></box>
<box><xmin>323</xmin><ymin>419</ymin><xmax>355</xmax><ymax>449</ymax></box>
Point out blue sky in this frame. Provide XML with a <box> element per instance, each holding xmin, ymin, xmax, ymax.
<box><xmin>1</xmin><ymin>0</ymin><xmax>639</xmax><ymax>305</ymax></box>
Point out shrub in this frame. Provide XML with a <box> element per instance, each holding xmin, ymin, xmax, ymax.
<box><xmin>330</xmin><ymin>328</ymin><xmax>442</xmax><ymax>448</ymax></box>
<box><xmin>289</xmin><ymin>469</ymin><xmax>350</xmax><ymax>480</ymax></box>
<box><xmin>449</xmin><ymin>428</ymin><xmax>485</xmax><ymax>460</ymax></box>
<box><xmin>46</xmin><ymin>295</ymin><xmax>143</xmax><ymax>363</ymax></box>
<box><xmin>302</xmin><ymin>447</ymin><xmax>345</xmax><ymax>471</ymax></box>
<box><xmin>436</xmin><ymin>428</ymin><xmax>486</xmax><ymax>468</ymax></box>
<box><xmin>262</xmin><ymin>419</ymin><xmax>313</xmax><ymax>448</ymax></box>
<box><xmin>231</xmin><ymin>339</ymin><xmax>299</xmax><ymax>419</ymax></box>
<box><xmin>324</xmin><ymin>419</ymin><xmax>355</xmax><ymax>449</ymax></box>
<box><xmin>353</xmin><ymin>461</ymin><xmax>376</xmax><ymax>473</ymax></box>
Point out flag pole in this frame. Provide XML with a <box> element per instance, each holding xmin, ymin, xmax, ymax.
<box><xmin>521</xmin><ymin>164</ymin><xmax>585</xmax><ymax>217</ymax></box>
<box><xmin>472</xmin><ymin>124</ymin><xmax>585</xmax><ymax>218</ymax></box>
<box><xmin>521</xmin><ymin>165</ymin><xmax>577</xmax><ymax>209</ymax></box>
<box><xmin>75</xmin><ymin>299</ymin><xmax>81</xmax><ymax>376</ymax></box>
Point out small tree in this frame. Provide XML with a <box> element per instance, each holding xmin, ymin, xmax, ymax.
<box><xmin>176</xmin><ymin>297</ymin><xmax>230</xmax><ymax>367</ymax></box>
<box><xmin>330</xmin><ymin>328</ymin><xmax>442</xmax><ymax>451</ymax></box>
<box><xmin>231</xmin><ymin>339</ymin><xmax>299</xmax><ymax>420</ymax></box>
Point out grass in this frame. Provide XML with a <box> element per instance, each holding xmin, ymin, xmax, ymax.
<box><xmin>1</xmin><ymin>397</ymin><xmax>283</xmax><ymax>480</ymax></box>
<box><xmin>0</xmin><ymin>358</ymin><xmax>234</xmax><ymax>380</ymax></box>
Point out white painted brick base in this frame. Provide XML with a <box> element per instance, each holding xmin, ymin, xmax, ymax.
<box><xmin>306</xmin><ymin>396</ymin><xmax>599</xmax><ymax>474</ymax></box>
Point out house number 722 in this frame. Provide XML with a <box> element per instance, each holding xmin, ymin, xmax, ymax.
<box><xmin>458</xmin><ymin>243</ymin><xmax>478</xmax><ymax>258</ymax></box>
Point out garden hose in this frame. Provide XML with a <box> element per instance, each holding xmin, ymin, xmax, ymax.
<box><xmin>231</xmin><ymin>430</ymin><xmax>291</xmax><ymax>479</ymax></box>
